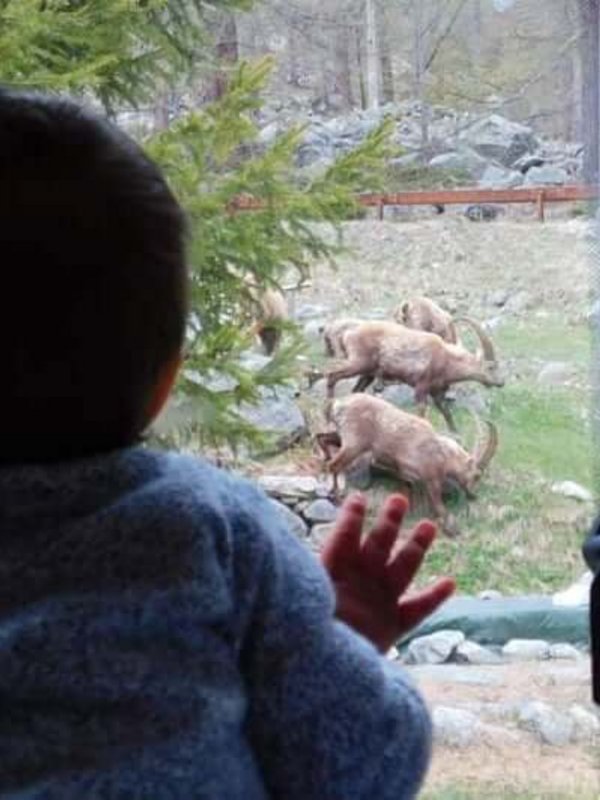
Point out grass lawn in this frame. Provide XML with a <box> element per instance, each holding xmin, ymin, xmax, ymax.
<box><xmin>283</xmin><ymin>313</ymin><xmax>595</xmax><ymax>595</ymax></box>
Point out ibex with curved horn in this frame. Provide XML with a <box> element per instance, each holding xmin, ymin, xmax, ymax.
<box><xmin>394</xmin><ymin>296</ymin><xmax>459</xmax><ymax>344</ymax></box>
<box><xmin>324</xmin><ymin>318</ymin><xmax>503</xmax><ymax>431</ymax></box>
<box><xmin>316</xmin><ymin>394</ymin><xmax>498</xmax><ymax>537</ymax></box>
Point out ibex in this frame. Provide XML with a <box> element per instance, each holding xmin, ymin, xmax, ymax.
<box><xmin>316</xmin><ymin>393</ymin><xmax>498</xmax><ymax>537</ymax></box>
<box><xmin>241</xmin><ymin>276</ymin><xmax>288</xmax><ymax>356</ymax></box>
<box><xmin>320</xmin><ymin>318</ymin><xmax>364</xmax><ymax>358</ymax></box>
<box><xmin>394</xmin><ymin>297</ymin><xmax>459</xmax><ymax>345</ymax></box>
<box><xmin>325</xmin><ymin>319</ymin><xmax>503</xmax><ymax>431</ymax></box>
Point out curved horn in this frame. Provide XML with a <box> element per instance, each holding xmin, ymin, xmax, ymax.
<box><xmin>475</xmin><ymin>421</ymin><xmax>499</xmax><ymax>473</ymax></box>
<box><xmin>454</xmin><ymin>317</ymin><xmax>496</xmax><ymax>363</ymax></box>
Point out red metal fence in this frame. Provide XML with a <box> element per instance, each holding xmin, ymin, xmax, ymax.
<box><xmin>230</xmin><ymin>184</ymin><xmax>599</xmax><ymax>221</ymax></box>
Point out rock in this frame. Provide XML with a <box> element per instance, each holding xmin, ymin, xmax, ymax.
<box><xmin>513</xmin><ymin>153</ymin><xmax>546</xmax><ymax>173</ymax></box>
<box><xmin>464</xmin><ymin>204</ymin><xmax>501</xmax><ymax>221</ymax></box>
<box><xmin>523</xmin><ymin>165</ymin><xmax>569</xmax><ymax>186</ymax></box>
<box><xmin>309</xmin><ymin>523</ymin><xmax>335</xmax><ymax>552</ymax></box>
<box><xmin>407</xmin><ymin>630</ymin><xmax>465</xmax><ymax>665</ymax></box>
<box><xmin>504</xmin><ymin>290</ymin><xmax>531</xmax><ymax>313</ymax></box>
<box><xmin>552</xmin><ymin>570</ymin><xmax>593</xmax><ymax>607</ymax></box>
<box><xmin>453</xmin><ymin>640</ymin><xmax>503</xmax><ymax>666</ymax></box>
<box><xmin>238</xmin><ymin>352</ymin><xmax>272</xmax><ymax>372</ymax></box>
<box><xmin>302</xmin><ymin>319</ymin><xmax>325</xmax><ymax>341</ymax></box>
<box><xmin>269</xmin><ymin>499</ymin><xmax>309</xmax><ymax>540</ymax></box>
<box><xmin>537</xmin><ymin>362</ymin><xmax>575</xmax><ymax>386</ymax></box>
<box><xmin>502</xmin><ymin>639</ymin><xmax>550</xmax><ymax>662</ymax></box>
<box><xmin>429</xmin><ymin>148</ymin><xmax>488</xmax><ymax>178</ymax></box>
<box><xmin>258</xmin><ymin>120</ymin><xmax>280</xmax><ymax>145</ymax></box>
<box><xmin>517</xmin><ymin>701</ymin><xmax>574</xmax><ymax>746</ymax></box>
<box><xmin>295</xmin><ymin>303</ymin><xmax>331</xmax><ymax>321</ymax></box>
<box><xmin>568</xmin><ymin>704</ymin><xmax>600</xmax><ymax>742</ymax></box>
<box><xmin>478</xmin><ymin>589</ymin><xmax>503</xmax><ymax>600</ymax></box>
<box><xmin>487</xmin><ymin>289</ymin><xmax>510</xmax><ymax>308</ymax></box>
<box><xmin>459</xmin><ymin>114</ymin><xmax>539</xmax><ymax>167</ymax></box>
<box><xmin>239</xmin><ymin>391</ymin><xmax>307</xmax><ymax>453</ymax></box>
<box><xmin>389</xmin><ymin>152</ymin><xmax>422</xmax><ymax>168</ymax></box>
<box><xmin>549</xmin><ymin>643</ymin><xmax>584</xmax><ymax>661</ymax></box>
<box><xmin>378</xmin><ymin>384</ymin><xmax>415</xmax><ymax>408</ymax></box>
<box><xmin>303</xmin><ymin>498</ymin><xmax>338</xmax><ymax>524</ymax></box>
<box><xmin>479</xmin><ymin>164</ymin><xmax>523</xmax><ymax>189</ymax></box>
<box><xmin>550</xmin><ymin>481</ymin><xmax>593</xmax><ymax>503</ymax></box>
<box><xmin>258</xmin><ymin>474</ymin><xmax>321</xmax><ymax>501</ymax></box>
<box><xmin>432</xmin><ymin>706</ymin><xmax>480</xmax><ymax>748</ymax></box>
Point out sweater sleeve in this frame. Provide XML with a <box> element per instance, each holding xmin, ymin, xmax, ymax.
<box><xmin>237</xmin><ymin>488</ymin><xmax>432</xmax><ymax>800</ymax></box>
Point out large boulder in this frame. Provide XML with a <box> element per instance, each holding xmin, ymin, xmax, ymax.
<box><xmin>238</xmin><ymin>389</ymin><xmax>308</xmax><ymax>454</ymax></box>
<box><xmin>523</xmin><ymin>164</ymin><xmax>570</xmax><ymax>186</ymax></box>
<box><xmin>429</xmin><ymin>148</ymin><xmax>488</xmax><ymax>178</ymax></box>
<box><xmin>478</xmin><ymin>164</ymin><xmax>523</xmax><ymax>189</ymax></box>
<box><xmin>459</xmin><ymin>114</ymin><xmax>538</xmax><ymax>168</ymax></box>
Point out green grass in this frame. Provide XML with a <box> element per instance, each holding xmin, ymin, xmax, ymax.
<box><xmin>289</xmin><ymin>314</ymin><xmax>595</xmax><ymax>595</ymax></box>
<box><xmin>494</xmin><ymin>315</ymin><xmax>590</xmax><ymax>371</ymax></box>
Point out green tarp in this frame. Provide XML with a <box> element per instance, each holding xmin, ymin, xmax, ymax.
<box><xmin>397</xmin><ymin>595</ymin><xmax>590</xmax><ymax>651</ymax></box>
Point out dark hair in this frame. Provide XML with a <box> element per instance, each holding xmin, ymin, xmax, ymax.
<box><xmin>0</xmin><ymin>90</ymin><xmax>188</xmax><ymax>462</ymax></box>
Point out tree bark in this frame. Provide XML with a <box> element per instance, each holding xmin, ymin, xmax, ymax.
<box><xmin>379</xmin><ymin>9</ymin><xmax>394</xmax><ymax>104</ymax></box>
<box><xmin>365</xmin><ymin>0</ymin><xmax>380</xmax><ymax>109</ymax></box>
<box><xmin>211</xmin><ymin>13</ymin><xmax>239</xmax><ymax>100</ymax></box>
<box><xmin>334</xmin><ymin>25</ymin><xmax>354</xmax><ymax>108</ymax></box>
<box><xmin>579</xmin><ymin>0</ymin><xmax>600</xmax><ymax>182</ymax></box>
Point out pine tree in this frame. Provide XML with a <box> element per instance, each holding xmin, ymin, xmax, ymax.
<box><xmin>146</xmin><ymin>58</ymin><xmax>395</xmax><ymax>452</ymax></box>
<box><xmin>0</xmin><ymin>5</ymin><xmax>394</xmax><ymax>453</ymax></box>
<box><xmin>0</xmin><ymin>0</ymin><xmax>250</xmax><ymax>110</ymax></box>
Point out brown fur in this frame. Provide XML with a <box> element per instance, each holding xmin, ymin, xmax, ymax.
<box><xmin>245</xmin><ymin>283</ymin><xmax>288</xmax><ymax>355</ymax></box>
<box><xmin>325</xmin><ymin>320</ymin><xmax>503</xmax><ymax>431</ymax></box>
<box><xmin>317</xmin><ymin>394</ymin><xmax>498</xmax><ymax>536</ymax></box>
<box><xmin>394</xmin><ymin>297</ymin><xmax>458</xmax><ymax>344</ymax></box>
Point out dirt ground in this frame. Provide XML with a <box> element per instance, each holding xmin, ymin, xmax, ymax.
<box><xmin>296</xmin><ymin>213</ymin><xmax>599</xmax><ymax>798</ymax></box>
<box><xmin>410</xmin><ymin>660</ymin><xmax>599</xmax><ymax>798</ymax></box>
<box><xmin>298</xmin><ymin>213</ymin><xmax>592</xmax><ymax>321</ymax></box>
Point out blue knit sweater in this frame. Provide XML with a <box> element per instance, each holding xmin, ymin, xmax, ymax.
<box><xmin>0</xmin><ymin>447</ymin><xmax>431</xmax><ymax>799</ymax></box>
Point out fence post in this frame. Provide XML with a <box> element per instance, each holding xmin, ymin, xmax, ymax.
<box><xmin>536</xmin><ymin>190</ymin><xmax>546</xmax><ymax>222</ymax></box>
<box><xmin>378</xmin><ymin>199</ymin><xmax>384</xmax><ymax>221</ymax></box>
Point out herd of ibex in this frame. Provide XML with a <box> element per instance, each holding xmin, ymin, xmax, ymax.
<box><xmin>244</xmin><ymin>284</ymin><xmax>503</xmax><ymax>537</ymax></box>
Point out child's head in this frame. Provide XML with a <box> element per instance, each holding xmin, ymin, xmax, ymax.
<box><xmin>0</xmin><ymin>90</ymin><xmax>188</xmax><ymax>462</ymax></box>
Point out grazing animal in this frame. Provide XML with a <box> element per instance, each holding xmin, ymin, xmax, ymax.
<box><xmin>242</xmin><ymin>277</ymin><xmax>288</xmax><ymax>356</ymax></box>
<box><xmin>320</xmin><ymin>318</ymin><xmax>364</xmax><ymax>358</ymax></box>
<box><xmin>317</xmin><ymin>393</ymin><xmax>498</xmax><ymax>536</ymax></box>
<box><xmin>325</xmin><ymin>319</ymin><xmax>503</xmax><ymax>431</ymax></box>
<box><xmin>394</xmin><ymin>297</ymin><xmax>459</xmax><ymax>344</ymax></box>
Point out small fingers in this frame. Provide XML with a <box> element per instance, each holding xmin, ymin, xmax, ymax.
<box><xmin>396</xmin><ymin>577</ymin><xmax>456</xmax><ymax>636</ymax></box>
<box><xmin>320</xmin><ymin>493</ymin><xmax>367</xmax><ymax>572</ymax></box>
<box><xmin>361</xmin><ymin>494</ymin><xmax>409</xmax><ymax>569</ymax></box>
<box><xmin>385</xmin><ymin>519</ymin><xmax>437</xmax><ymax>597</ymax></box>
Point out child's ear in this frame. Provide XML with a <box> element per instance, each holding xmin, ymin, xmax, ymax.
<box><xmin>145</xmin><ymin>354</ymin><xmax>183</xmax><ymax>425</ymax></box>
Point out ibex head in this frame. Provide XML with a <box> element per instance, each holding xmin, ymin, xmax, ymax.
<box><xmin>440</xmin><ymin>414</ymin><xmax>498</xmax><ymax>500</ymax></box>
<box><xmin>455</xmin><ymin>317</ymin><xmax>504</xmax><ymax>388</ymax></box>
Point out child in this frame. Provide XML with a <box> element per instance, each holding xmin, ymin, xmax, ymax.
<box><xmin>0</xmin><ymin>89</ymin><xmax>455</xmax><ymax>799</ymax></box>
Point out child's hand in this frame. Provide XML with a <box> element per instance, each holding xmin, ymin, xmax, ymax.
<box><xmin>321</xmin><ymin>493</ymin><xmax>455</xmax><ymax>653</ymax></box>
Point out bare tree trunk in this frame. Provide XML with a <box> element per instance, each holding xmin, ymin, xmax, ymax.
<box><xmin>469</xmin><ymin>0</ymin><xmax>483</xmax><ymax>67</ymax></box>
<box><xmin>211</xmin><ymin>13</ymin><xmax>239</xmax><ymax>100</ymax></box>
<box><xmin>335</xmin><ymin>26</ymin><xmax>354</xmax><ymax>108</ymax></box>
<box><xmin>365</xmin><ymin>0</ymin><xmax>380</xmax><ymax>109</ymax></box>
<box><xmin>579</xmin><ymin>0</ymin><xmax>600</xmax><ymax>182</ymax></box>
<box><xmin>379</xmin><ymin>9</ymin><xmax>394</xmax><ymax>104</ymax></box>
<box><xmin>412</xmin><ymin>0</ymin><xmax>430</xmax><ymax>150</ymax></box>
<box><xmin>288</xmin><ymin>11</ymin><xmax>302</xmax><ymax>87</ymax></box>
<box><xmin>354</xmin><ymin>24</ymin><xmax>367</xmax><ymax>109</ymax></box>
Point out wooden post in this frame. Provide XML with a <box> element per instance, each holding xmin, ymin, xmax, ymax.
<box><xmin>536</xmin><ymin>190</ymin><xmax>546</xmax><ymax>222</ymax></box>
<box><xmin>378</xmin><ymin>200</ymin><xmax>384</xmax><ymax>221</ymax></box>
